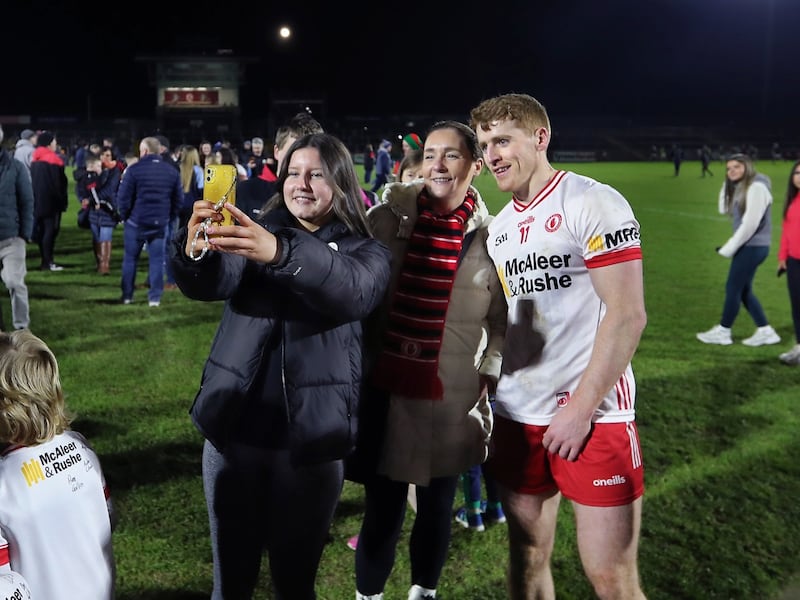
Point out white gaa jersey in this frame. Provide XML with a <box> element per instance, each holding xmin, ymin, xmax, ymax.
<box><xmin>488</xmin><ymin>170</ymin><xmax>642</xmax><ymax>425</ymax></box>
<box><xmin>0</xmin><ymin>430</ymin><xmax>115</xmax><ymax>600</ymax></box>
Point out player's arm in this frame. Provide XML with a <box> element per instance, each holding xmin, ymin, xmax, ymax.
<box><xmin>542</xmin><ymin>259</ymin><xmax>646</xmax><ymax>460</ymax></box>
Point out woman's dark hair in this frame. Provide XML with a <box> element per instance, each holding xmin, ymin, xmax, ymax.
<box><xmin>216</xmin><ymin>146</ymin><xmax>239</xmax><ymax>166</ymax></box>
<box><xmin>264</xmin><ymin>133</ymin><xmax>371</xmax><ymax>237</ymax></box>
<box><xmin>723</xmin><ymin>153</ymin><xmax>757</xmax><ymax>214</ymax></box>
<box><xmin>784</xmin><ymin>159</ymin><xmax>800</xmax><ymax>219</ymax></box>
<box><xmin>426</xmin><ymin>120</ymin><xmax>483</xmax><ymax>162</ymax></box>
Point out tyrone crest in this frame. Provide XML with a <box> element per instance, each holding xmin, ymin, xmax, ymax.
<box><xmin>545</xmin><ymin>214</ymin><xmax>562</xmax><ymax>232</ymax></box>
<box><xmin>400</xmin><ymin>340</ymin><xmax>421</xmax><ymax>358</ymax></box>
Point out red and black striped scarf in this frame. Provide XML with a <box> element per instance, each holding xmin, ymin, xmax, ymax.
<box><xmin>371</xmin><ymin>189</ymin><xmax>477</xmax><ymax>400</ymax></box>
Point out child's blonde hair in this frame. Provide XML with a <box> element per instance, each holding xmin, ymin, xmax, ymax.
<box><xmin>0</xmin><ymin>330</ymin><xmax>72</xmax><ymax>446</ymax></box>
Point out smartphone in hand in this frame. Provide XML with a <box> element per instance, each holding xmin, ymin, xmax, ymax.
<box><xmin>204</xmin><ymin>164</ymin><xmax>237</xmax><ymax>233</ymax></box>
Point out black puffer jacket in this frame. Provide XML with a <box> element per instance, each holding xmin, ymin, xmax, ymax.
<box><xmin>0</xmin><ymin>150</ymin><xmax>34</xmax><ymax>241</ymax></box>
<box><xmin>170</xmin><ymin>206</ymin><xmax>391</xmax><ymax>465</ymax></box>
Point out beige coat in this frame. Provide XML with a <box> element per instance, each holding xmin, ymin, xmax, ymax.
<box><xmin>366</xmin><ymin>181</ymin><xmax>506</xmax><ymax>486</ymax></box>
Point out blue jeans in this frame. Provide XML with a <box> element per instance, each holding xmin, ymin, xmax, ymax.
<box><xmin>163</xmin><ymin>216</ymin><xmax>180</xmax><ymax>285</ymax></box>
<box><xmin>121</xmin><ymin>221</ymin><xmax>166</xmax><ymax>303</ymax></box>
<box><xmin>461</xmin><ymin>462</ymin><xmax>501</xmax><ymax>506</ymax></box>
<box><xmin>90</xmin><ymin>224</ymin><xmax>115</xmax><ymax>243</ymax></box>
<box><xmin>721</xmin><ymin>245</ymin><xmax>769</xmax><ymax>328</ymax></box>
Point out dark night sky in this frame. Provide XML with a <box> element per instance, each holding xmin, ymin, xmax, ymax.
<box><xmin>3</xmin><ymin>0</ymin><xmax>795</xmax><ymax>126</ymax></box>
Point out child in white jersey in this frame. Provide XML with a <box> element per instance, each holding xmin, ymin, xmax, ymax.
<box><xmin>0</xmin><ymin>330</ymin><xmax>116</xmax><ymax>600</ymax></box>
<box><xmin>0</xmin><ymin>570</ymin><xmax>31</xmax><ymax>599</ymax></box>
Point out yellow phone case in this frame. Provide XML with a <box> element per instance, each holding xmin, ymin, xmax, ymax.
<box><xmin>203</xmin><ymin>164</ymin><xmax>237</xmax><ymax>230</ymax></box>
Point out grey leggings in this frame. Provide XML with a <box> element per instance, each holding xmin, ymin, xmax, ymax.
<box><xmin>203</xmin><ymin>440</ymin><xmax>343</xmax><ymax>600</ymax></box>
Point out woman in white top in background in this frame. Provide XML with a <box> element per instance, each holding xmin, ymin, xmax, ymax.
<box><xmin>697</xmin><ymin>153</ymin><xmax>780</xmax><ymax>346</ymax></box>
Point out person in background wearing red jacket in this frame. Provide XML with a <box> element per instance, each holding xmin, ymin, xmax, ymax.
<box><xmin>363</xmin><ymin>143</ymin><xmax>376</xmax><ymax>184</ymax></box>
<box><xmin>30</xmin><ymin>131</ymin><xmax>68</xmax><ymax>271</ymax></box>
<box><xmin>777</xmin><ymin>159</ymin><xmax>800</xmax><ymax>364</ymax></box>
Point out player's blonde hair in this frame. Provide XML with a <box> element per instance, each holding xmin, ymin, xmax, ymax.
<box><xmin>469</xmin><ymin>93</ymin><xmax>551</xmax><ymax>136</ymax></box>
<box><xmin>0</xmin><ymin>330</ymin><xmax>72</xmax><ymax>446</ymax></box>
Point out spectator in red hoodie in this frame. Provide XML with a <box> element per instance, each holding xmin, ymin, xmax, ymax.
<box><xmin>30</xmin><ymin>131</ymin><xmax>68</xmax><ymax>271</ymax></box>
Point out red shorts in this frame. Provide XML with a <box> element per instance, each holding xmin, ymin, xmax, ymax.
<box><xmin>486</xmin><ymin>414</ymin><xmax>645</xmax><ymax>507</ymax></box>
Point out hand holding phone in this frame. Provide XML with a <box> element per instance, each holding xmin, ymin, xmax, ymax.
<box><xmin>204</xmin><ymin>165</ymin><xmax>237</xmax><ymax>235</ymax></box>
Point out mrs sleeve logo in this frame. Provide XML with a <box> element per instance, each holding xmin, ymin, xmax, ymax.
<box><xmin>589</xmin><ymin>227</ymin><xmax>641</xmax><ymax>252</ymax></box>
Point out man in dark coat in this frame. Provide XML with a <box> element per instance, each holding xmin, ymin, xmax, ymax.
<box><xmin>116</xmin><ymin>136</ymin><xmax>182</xmax><ymax>306</ymax></box>
<box><xmin>0</xmin><ymin>125</ymin><xmax>34</xmax><ymax>329</ymax></box>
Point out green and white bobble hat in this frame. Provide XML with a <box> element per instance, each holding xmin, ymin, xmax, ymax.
<box><xmin>403</xmin><ymin>133</ymin><xmax>422</xmax><ymax>150</ymax></box>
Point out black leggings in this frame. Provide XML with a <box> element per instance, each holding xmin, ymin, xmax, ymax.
<box><xmin>203</xmin><ymin>440</ymin><xmax>343</xmax><ymax>600</ymax></box>
<box><xmin>787</xmin><ymin>257</ymin><xmax>800</xmax><ymax>343</ymax></box>
<box><xmin>355</xmin><ymin>473</ymin><xmax>458</xmax><ymax>594</ymax></box>
<box><xmin>35</xmin><ymin>214</ymin><xmax>61</xmax><ymax>266</ymax></box>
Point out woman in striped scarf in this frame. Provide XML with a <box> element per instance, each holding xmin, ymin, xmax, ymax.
<box><xmin>352</xmin><ymin>121</ymin><xmax>506</xmax><ymax>600</ymax></box>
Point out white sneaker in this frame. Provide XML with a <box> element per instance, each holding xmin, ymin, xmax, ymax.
<box><xmin>742</xmin><ymin>325</ymin><xmax>780</xmax><ymax>347</ymax></box>
<box><xmin>696</xmin><ymin>325</ymin><xmax>732</xmax><ymax>345</ymax></box>
<box><xmin>408</xmin><ymin>585</ymin><xmax>436</xmax><ymax>600</ymax></box>
<box><xmin>148</xmin><ymin>301</ymin><xmax>160</xmax><ymax>307</ymax></box>
<box><xmin>779</xmin><ymin>344</ymin><xmax>800</xmax><ymax>365</ymax></box>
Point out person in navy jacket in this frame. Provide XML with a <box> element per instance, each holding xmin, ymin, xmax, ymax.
<box><xmin>115</xmin><ymin>136</ymin><xmax>182</xmax><ymax>306</ymax></box>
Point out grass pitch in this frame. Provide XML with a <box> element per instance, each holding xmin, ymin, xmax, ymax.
<box><xmin>13</xmin><ymin>159</ymin><xmax>799</xmax><ymax>599</ymax></box>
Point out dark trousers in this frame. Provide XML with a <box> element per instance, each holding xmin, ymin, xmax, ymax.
<box><xmin>370</xmin><ymin>172</ymin><xmax>389</xmax><ymax>193</ymax></box>
<box><xmin>356</xmin><ymin>473</ymin><xmax>458</xmax><ymax>594</ymax></box>
<box><xmin>721</xmin><ymin>245</ymin><xmax>769</xmax><ymax>328</ymax></box>
<box><xmin>787</xmin><ymin>257</ymin><xmax>800</xmax><ymax>343</ymax></box>
<box><xmin>35</xmin><ymin>214</ymin><xmax>61</xmax><ymax>267</ymax></box>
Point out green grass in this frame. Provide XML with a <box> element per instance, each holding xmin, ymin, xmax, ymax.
<box><xmin>11</xmin><ymin>159</ymin><xmax>800</xmax><ymax>599</ymax></box>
